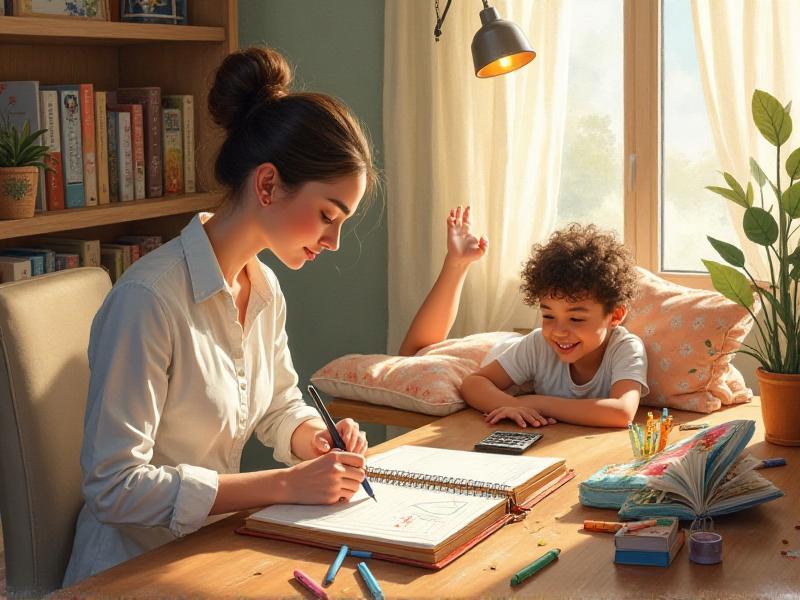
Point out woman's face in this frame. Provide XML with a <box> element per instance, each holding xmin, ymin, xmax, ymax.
<box><xmin>265</xmin><ymin>172</ymin><xmax>367</xmax><ymax>270</ymax></box>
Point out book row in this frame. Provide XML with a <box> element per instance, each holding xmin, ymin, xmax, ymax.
<box><xmin>0</xmin><ymin>234</ymin><xmax>163</xmax><ymax>284</ymax></box>
<box><xmin>0</xmin><ymin>81</ymin><xmax>195</xmax><ymax>213</ymax></box>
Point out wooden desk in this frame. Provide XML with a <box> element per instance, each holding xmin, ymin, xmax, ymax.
<box><xmin>58</xmin><ymin>400</ymin><xmax>799</xmax><ymax>598</ymax></box>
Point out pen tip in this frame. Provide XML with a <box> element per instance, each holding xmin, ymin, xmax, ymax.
<box><xmin>372</xmin><ymin>495</ymin><xmax>378</xmax><ymax>502</ymax></box>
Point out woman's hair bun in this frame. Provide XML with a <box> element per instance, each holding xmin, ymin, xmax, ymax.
<box><xmin>208</xmin><ymin>46</ymin><xmax>293</xmax><ymax>132</ymax></box>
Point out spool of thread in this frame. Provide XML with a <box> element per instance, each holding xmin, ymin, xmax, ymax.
<box><xmin>688</xmin><ymin>531</ymin><xmax>723</xmax><ymax>564</ymax></box>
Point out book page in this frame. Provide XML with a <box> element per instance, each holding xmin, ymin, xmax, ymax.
<box><xmin>368</xmin><ymin>446</ymin><xmax>563</xmax><ymax>489</ymax></box>
<box><xmin>248</xmin><ymin>481</ymin><xmax>504</xmax><ymax>549</ymax></box>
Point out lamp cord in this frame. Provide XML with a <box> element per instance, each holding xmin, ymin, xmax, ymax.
<box><xmin>433</xmin><ymin>0</ymin><xmax>453</xmax><ymax>41</ymax></box>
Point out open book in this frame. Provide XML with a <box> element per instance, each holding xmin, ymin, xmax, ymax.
<box><xmin>581</xmin><ymin>420</ymin><xmax>783</xmax><ymax>519</ymax></box>
<box><xmin>240</xmin><ymin>445</ymin><xmax>571</xmax><ymax>568</ymax></box>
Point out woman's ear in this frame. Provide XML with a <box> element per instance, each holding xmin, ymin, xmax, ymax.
<box><xmin>254</xmin><ymin>163</ymin><xmax>279</xmax><ymax>207</ymax></box>
<box><xmin>610</xmin><ymin>305</ymin><xmax>628</xmax><ymax>327</ymax></box>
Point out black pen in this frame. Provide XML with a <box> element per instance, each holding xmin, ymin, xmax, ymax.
<box><xmin>307</xmin><ymin>384</ymin><xmax>377</xmax><ymax>502</ymax></box>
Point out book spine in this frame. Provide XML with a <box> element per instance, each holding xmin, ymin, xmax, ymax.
<box><xmin>94</xmin><ymin>91</ymin><xmax>110</xmax><ymax>204</ymax></box>
<box><xmin>106</xmin><ymin>110</ymin><xmax>119</xmax><ymax>202</ymax></box>
<box><xmin>79</xmin><ymin>83</ymin><xmax>97</xmax><ymax>206</ymax></box>
<box><xmin>130</xmin><ymin>104</ymin><xmax>146</xmax><ymax>200</ymax></box>
<box><xmin>118</xmin><ymin>88</ymin><xmax>162</xmax><ymax>197</ymax></box>
<box><xmin>0</xmin><ymin>258</ymin><xmax>31</xmax><ymax>282</ymax></box>
<box><xmin>39</xmin><ymin>90</ymin><xmax>65</xmax><ymax>211</ymax></box>
<box><xmin>182</xmin><ymin>95</ymin><xmax>195</xmax><ymax>192</ymax></box>
<box><xmin>162</xmin><ymin>107</ymin><xmax>183</xmax><ymax>194</ymax></box>
<box><xmin>117</xmin><ymin>112</ymin><xmax>134</xmax><ymax>202</ymax></box>
<box><xmin>58</xmin><ymin>88</ymin><xmax>85</xmax><ymax>209</ymax></box>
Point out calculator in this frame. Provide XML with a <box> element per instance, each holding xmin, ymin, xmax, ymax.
<box><xmin>474</xmin><ymin>431</ymin><xmax>543</xmax><ymax>454</ymax></box>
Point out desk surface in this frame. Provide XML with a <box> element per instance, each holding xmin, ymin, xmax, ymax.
<box><xmin>59</xmin><ymin>400</ymin><xmax>799</xmax><ymax>599</ymax></box>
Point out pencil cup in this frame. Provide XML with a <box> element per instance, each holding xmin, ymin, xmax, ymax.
<box><xmin>628</xmin><ymin>409</ymin><xmax>674</xmax><ymax>459</ymax></box>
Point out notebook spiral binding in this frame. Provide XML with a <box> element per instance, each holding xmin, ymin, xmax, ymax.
<box><xmin>366</xmin><ymin>467</ymin><xmax>515</xmax><ymax>499</ymax></box>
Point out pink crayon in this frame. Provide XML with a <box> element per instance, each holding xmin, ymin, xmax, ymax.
<box><xmin>294</xmin><ymin>569</ymin><xmax>329</xmax><ymax>600</ymax></box>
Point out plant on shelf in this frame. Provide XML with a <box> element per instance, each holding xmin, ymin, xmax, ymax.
<box><xmin>703</xmin><ymin>89</ymin><xmax>800</xmax><ymax>446</ymax></box>
<box><xmin>0</xmin><ymin>114</ymin><xmax>49</xmax><ymax>220</ymax></box>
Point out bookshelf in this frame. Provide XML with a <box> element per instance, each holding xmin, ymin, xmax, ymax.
<box><xmin>0</xmin><ymin>1</ymin><xmax>237</xmax><ymax>246</ymax></box>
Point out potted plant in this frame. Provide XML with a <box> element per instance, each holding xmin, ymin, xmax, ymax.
<box><xmin>703</xmin><ymin>89</ymin><xmax>800</xmax><ymax>446</ymax></box>
<box><xmin>0</xmin><ymin>114</ymin><xmax>48</xmax><ymax>220</ymax></box>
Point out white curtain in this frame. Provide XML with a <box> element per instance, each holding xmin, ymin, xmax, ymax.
<box><xmin>384</xmin><ymin>0</ymin><xmax>573</xmax><ymax>352</ymax></box>
<box><xmin>692</xmin><ymin>0</ymin><xmax>800</xmax><ymax>280</ymax></box>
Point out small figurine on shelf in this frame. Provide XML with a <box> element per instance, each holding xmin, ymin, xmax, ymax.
<box><xmin>120</xmin><ymin>0</ymin><xmax>186</xmax><ymax>25</ymax></box>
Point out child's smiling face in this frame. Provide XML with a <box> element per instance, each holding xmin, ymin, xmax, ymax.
<box><xmin>539</xmin><ymin>294</ymin><xmax>627</xmax><ymax>369</ymax></box>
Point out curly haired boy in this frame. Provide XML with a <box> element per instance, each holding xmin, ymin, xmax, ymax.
<box><xmin>459</xmin><ymin>223</ymin><xmax>648</xmax><ymax>428</ymax></box>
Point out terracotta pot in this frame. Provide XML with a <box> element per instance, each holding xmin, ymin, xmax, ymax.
<box><xmin>756</xmin><ymin>367</ymin><xmax>800</xmax><ymax>446</ymax></box>
<box><xmin>0</xmin><ymin>166</ymin><xmax>38</xmax><ymax>219</ymax></box>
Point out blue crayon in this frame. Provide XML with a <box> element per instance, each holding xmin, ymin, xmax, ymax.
<box><xmin>323</xmin><ymin>544</ymin><xmax>349</xmax><ymax>586</ymax></box>
<box><xmin>350</xmin><ymin>550</ymin><xmax>373</xmax><ymax>558</ymax></box>
<box><xmin>357</xmin><ymin>561</ymin><xmax>384</xmax><ymax>600</ymax></box>
<box><xmin>756</xmin><ymin>457</ymin><xmax>786</xmax><ymax>469</ymax></box>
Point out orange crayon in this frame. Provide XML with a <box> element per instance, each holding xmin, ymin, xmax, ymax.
<box><xmin>583</xmin><ymin>520</ymin><xmax>625</xmax><ymax>533</ymax></box>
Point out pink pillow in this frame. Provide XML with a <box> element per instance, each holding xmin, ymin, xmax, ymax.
<box><xmin>310</xmin><ymin>332</ymin><xmax>519</xmax><ymax>416</ymax></box>
<box><xmin>624</xmin><ymin>267</ymin><xmax>755</xmax><ymax>413</ymax></box>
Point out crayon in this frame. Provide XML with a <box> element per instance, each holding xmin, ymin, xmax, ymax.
<box><xmin>323</xmin><ymin>545</ymin><xmax>348</xmax><ymax>586</ymax></box>
<box><xmin>510</xmin><ymin>548</ymin><xmax>560</xmax><ymax>586</ymax></box>
<box><xmin>623</xmin><ymin>519</ymin><xmax>657</xmax><ymax>532</ymax></box>
<box><xmin>584</xmin><ymin>520</ymin><xmax>625</xmax><ymax>533</ymax></box>
<box><xmin>293</xmin><ymin>569</ymin><xmax>329</xmax><ymax>600</ymax></box>
<box><xmin>756</xmin><ymin>457</ymin><xmax>786</xmax><ymax>469</ymax></box>
<box><xmin>679</xmin><ymin>423</ymin><xmax>709</xmax><ymax>431</ymax></box>
<box><xmin>357</xmin><ymin>561</ymin><xmax>384</xmax><ymax>600</ymax></box>
<box><xmin>350</xmin><ymin>550</ymin><xmax>373</xmax><ymax>558</ymax></box>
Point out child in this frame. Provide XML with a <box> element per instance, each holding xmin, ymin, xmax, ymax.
<box><xmin>460</xmin><ymin>223</ymin><xmax>647</xmax><ymax>428</ymax></box>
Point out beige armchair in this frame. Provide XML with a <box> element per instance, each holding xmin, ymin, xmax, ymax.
<box><xmin>0</xmin><ymin>267</ymin><xmax>111</xmax><ymax>598</ymax></box>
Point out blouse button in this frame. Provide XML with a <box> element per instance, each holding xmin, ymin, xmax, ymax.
<box><xmin>238</xmin><ymin>368</ymin><xmax>245</xmax><ymax>377</ymax></box>
<box><xmin>240</xmin><ymin>382</ymin><xmax>246</xmax><ymax>391</ymax></box>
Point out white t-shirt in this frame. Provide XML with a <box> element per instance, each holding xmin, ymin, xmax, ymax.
<box><xmin>482</xmin><ymin>326</ymin><xmax>649</xmax><ymax>399</ymax></box>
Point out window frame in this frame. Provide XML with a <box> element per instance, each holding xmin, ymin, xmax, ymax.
<box><xmin>623</xmin><ymin>0</ymin><xmax>714</xmax><ymax>290</ymax></box>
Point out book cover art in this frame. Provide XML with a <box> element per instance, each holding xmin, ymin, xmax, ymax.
<box><xmin>79</xmin><ymin>83</ymin><xmax>97</xmax><ymax>206</ymax></box>
<box><xmin>94</xmin><ymin>90</ymin><xmax>110</xmax><ymax>204</ymax></box>
<box><xmin>39</xmin><ymin>89</ymin><xmax>65</xmax><ymax>211</ymax></box>
<box><xmin>41</xmin><ymin>85</ymin><xmax>85</xmax><ymax>208</ymax></box>
<box><xmin>164</xmin><ymin>94</ymin><xmax>194</xmax><ymax>192</ymax></box>
<box><xmin>162</xmin><ymin>106</ymin><xmax>183</xmax><ymax>194</ymax></box>
<box><xmin>579</xmin><ymin>420</ymin><xmax>748</xmax><ymax>509</ymax></box>
<box><xmin>117</xmin><ymin>87</ymin><xmax>162</xmax><ymax>197</ymax></box>
<box><xmin>0</xmin><ymin>81</ymin><xmax>46</xmax><ymax>212</ymax></box>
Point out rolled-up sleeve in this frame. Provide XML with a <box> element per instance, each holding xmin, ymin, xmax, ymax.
<box><xmin>253</xmin><ymin>279</ymin><xmax>318</xmax><ymax>465</ymax></box>
<box><xmin>81</xmin><ymin>282</ymin><xmax>219</xmax><ymax>537</ymax></box>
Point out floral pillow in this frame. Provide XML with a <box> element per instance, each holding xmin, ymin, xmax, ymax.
<box><xmin>309</xmin><ymin>331</ymin><xmax>520</xmax><ymax>416</ymax></box>
<box><xmin>624</xmin><ymin>267</ymin><xmax>756</xmax><ymax>413</ymax></box>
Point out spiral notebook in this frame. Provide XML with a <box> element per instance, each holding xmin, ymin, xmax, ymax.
<box><xmin>239</xmin><ymin>445</ymin><xmax>571</xmax><ymax>568</ymax></box>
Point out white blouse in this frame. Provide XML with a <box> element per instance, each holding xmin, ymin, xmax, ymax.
<box><xmin>63</xmin><ymin>213</ymin><xmax>319</xmax><ymax>586</ymax></box>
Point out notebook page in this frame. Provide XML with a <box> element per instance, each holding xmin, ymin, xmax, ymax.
<box><xmin>368</xmin><ymin>445</ymin><xmax>563</xmax><ymax>489</ymax></box>
<box><xmin>248</xmin><ymin>481</ymin><xmax>503</xmax><ymax>549</ymax></box>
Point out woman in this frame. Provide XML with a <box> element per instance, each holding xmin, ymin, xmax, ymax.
<box><xmin>64</xmin><ymin>46</ymin><xmax>377</xmax><ymax>585</ymax></box>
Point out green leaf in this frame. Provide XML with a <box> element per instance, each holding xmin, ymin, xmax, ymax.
<box><xmin>743</xmin><ymin>206</ymin><xmax>779</xmax><ymax>245</ymax></box>
<box><xmin>787</xmin><ymin>100</ymin><xmax>793</xmax><ymax>114</ymax></box>
<box><xmin>723</xmin><ymin>172</ymin><xmax>747</xmax><ymax>204</ymax></box>
<box><xmin>707</xmin><ymin>236</ymin><xmax>745</xmax><ymax>267</ymax></box>
<box><xmin>750</xmin><ymin>157</ymin><xmax>768</xmax><ymax>187</ymax></box>
<box><xmin>746</xmin><ymin>182</ymin><xmax>754</xmax><ymax>207</ymax></box>
<box><xmin>789</xmin><ymin>245</ymin><xmax>800</xmax><ymax>268</ymax></box>
<box><xmin>707</xmin><ymin>185</ymin><xmax>749</xmax><ymax>208</ymax></box>
<box><xmin>703</xmin><ymin>259</ymin><xmax>755</xmax><ymax>308</ymax></box>
<box><xmin>782</xmin><ymin>183</ymin><xmax>800</xmax><ymax>218</ymax></box>
<box><xmin>752</xmin><ymin>89</ymin><xmax>792</xmax><ymax>146</ymax></box>
<box><xmin>787</xmin><ymin>147</ymin><xmax>800</xmax><ymax>181</ymax></box>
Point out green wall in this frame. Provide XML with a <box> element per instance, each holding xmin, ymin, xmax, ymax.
<box><xmin>238</xmin><ymin>0</ymin><xmax>388</xmax><ymax>470</ymax></box>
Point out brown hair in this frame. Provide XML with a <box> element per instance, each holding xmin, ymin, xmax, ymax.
<box><xmin>208</xmin><ymin>46</ymin><xmax>377</xmax><ymax>203</ymax></box>
<box><xmin>520</xmin><ymin>223</ymin><xmax>639</xmax><ymax>313</ymax></box>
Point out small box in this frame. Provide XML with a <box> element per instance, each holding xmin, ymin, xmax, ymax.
<box><xmin>0</xmin><ymin>256</ymin><xmax>32</xmax><ymax>283</ymax></box>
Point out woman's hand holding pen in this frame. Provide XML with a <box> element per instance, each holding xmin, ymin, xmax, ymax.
<box><xmin>284</xmin><ymin>452</ymin><xmax>366</xmax><ymax>504</ymax></box>
<box><xmin>311</xmin><ymin>417</ymin><xmax>368</xmax><ymax>456</ymax></box>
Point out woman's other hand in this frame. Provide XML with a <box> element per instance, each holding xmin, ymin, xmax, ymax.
<box><xmin>311</xmin><ymin>417</ymin><xmax>368</xmax><ymax>456</ymax></box>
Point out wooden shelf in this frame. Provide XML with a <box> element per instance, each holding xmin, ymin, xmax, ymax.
<box><xmin>0</xmin><ymin>16</ymin><xmax>225</xmax><ymax>45</ymax></box>
<box><xmin>0</xmin><ymin>192</ymin><xmax>225</xmax><ymax>239</ymax></box>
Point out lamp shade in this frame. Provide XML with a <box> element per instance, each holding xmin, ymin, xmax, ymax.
<box><xmin>471</xmin><ymin>6</ymin><xmax>536</xmax><ymax>78</ymax></box>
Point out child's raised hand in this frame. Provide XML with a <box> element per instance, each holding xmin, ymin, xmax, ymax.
<box><xmin>484</xmin><ymin>406</ymin><xmax>557</xmax><ymax>428</ymax></box>
<box><xmin>446</xmin><ymin>205</ymin><xmax>488</xmax><ymax>267</ymax></box>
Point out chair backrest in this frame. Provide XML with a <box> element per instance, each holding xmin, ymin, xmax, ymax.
<box><xmin>0</xmin><ymin>267</ymin><xmax>111</xmax><ymax>598</ymax></box>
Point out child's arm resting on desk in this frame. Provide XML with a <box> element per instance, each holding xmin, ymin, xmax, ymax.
<box><xmin>461</xmin><ymin>360</ymin><xmax>642</xmax><ymax>428</ymax></box>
